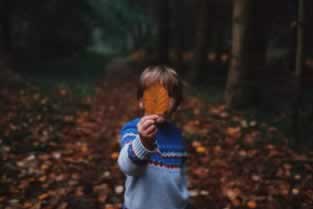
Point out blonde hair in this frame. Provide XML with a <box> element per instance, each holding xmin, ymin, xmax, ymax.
<box><xmin>137</xmin><ymin>65</ymin><xmax>183</xmax><ymax>112</ymax></box>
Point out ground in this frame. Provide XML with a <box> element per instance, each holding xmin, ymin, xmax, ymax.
<box><xmin>0</xmin><ymin>60</ymin><xmax>312</xmax><ymax>209</ymax></box>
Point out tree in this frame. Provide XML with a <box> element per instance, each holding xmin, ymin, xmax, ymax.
<box><xmin>0</xmin><ymin>0</ymin><xmax>13</xmax><ymax>55</ymax></box>
<box><xmin>292</xmin><ymin>0</ymin><xmax>304</xmax><ymax>143</ymax></box>
<box><xmin>157</xmin><ymin>0</ymin><xmax>170</xmax><ymax>65</ymax></box>
<box><xmin>225</xmin><ymin>0</ymin><xmax>271</xmax><ymax>108</ymax></box>
<box><xmin>303</xmin><ymin>0</ymin><xmax>313</xmax><ymax>60</ymax></box>
<box><xmin>225</xmin><ymin>0</ymin><xmax>252</xmax><ymax>108</ymax></box>
<box><xmin>172</xmin><ymin>0</ymin><xmax>185</xmax><ymax>73</ymax></box>
<box><xmin>190</xmin><ymin>0</ymin><xmax>209</xmax><ymax>83</ymax></box>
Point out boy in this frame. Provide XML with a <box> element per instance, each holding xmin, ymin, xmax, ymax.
<box><xmin>117</xmin><ymin>65</ymin><xmax>191</xmax><ymax>209</ymax></box>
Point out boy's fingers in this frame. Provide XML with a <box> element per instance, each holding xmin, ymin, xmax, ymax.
<box><xmin>138</xmin><ymin>118</ymin><xmax>151</xmax><ymax>127</ymax></box>
<box><xmin>139</xmin><ymin>115</ymin><xmax>160</xmax><ymax>130</ymax></box>
<box><xmin>137</xmin><ymin>115</ymin><xmax>159</xmax><ymax>135</ymax></box>
<box><xmin>141</xmin><ymin>119</ymin><xmax>156</xmax><ymax>130</ymax></box>
<box><xmin>142</xmin><ymin>115</ymin><xmax>159</xmax><ymax>123</ymax></box>
<box><xmin>155</xmin><ymin>116</ymin><xmax>165</xmax><ymax>123</ymax></box>
<box><xmin>144</xmin><ymin>114</ymin><xmax>159</xmax><ymax>119</ymax></box>
<box><xmin>139</xmin><ymin>115</ymin><xmax>154</xmax><ymax>124</ymax></box>
<box><xmin>145</xmin><ymin>125</ymin><xmax>156</xmax><ymax>135</ymax></box>
<box><xmin>146</xmin><ymin>128</ymin><xmax>157</xmax><ymax>138</ymax></box>
<box><xmin>137</xmin><ymin>120</ymin><xmax>154</xmax><ymax>134</ymax></box>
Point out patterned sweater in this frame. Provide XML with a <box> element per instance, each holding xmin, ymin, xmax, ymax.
<box><xmin>117</xmin><ymin>117</ymin><xmax>190</xmax><ymax>209</ymax></box>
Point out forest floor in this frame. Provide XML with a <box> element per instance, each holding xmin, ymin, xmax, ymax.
<box><xmin>0</xmin><ymin>59</ymin><xmax>313</xmax><ymax>209</ymax></box>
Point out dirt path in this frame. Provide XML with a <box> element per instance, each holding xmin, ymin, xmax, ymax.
<box><xmin>0</xmin><ymin>59</ymin><xmax>312</xmax><ymax>209</ymax></box>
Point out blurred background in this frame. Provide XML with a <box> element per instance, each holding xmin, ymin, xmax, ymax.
<box><xmin>0</xmin><ymin>0</ymin><xmax>312</xmax><ymax>209</ymax></box>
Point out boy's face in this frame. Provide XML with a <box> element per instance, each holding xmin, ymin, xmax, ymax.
<box><xmin>139</xmin><ymin>97</ymin><xmax>176</xmax><ymax>123</ymax></box>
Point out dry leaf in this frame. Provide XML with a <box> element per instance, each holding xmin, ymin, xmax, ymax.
<box><xmin>247</xmin><ymin>200</ymin><xmax>257</xmax><ymax>209</ymax></box>
<box><xmin>226</xmin><ymin>127</ymin><xmax>241</xmax><ymax>139</ymax></box>
<box><xmin>111</xmin><ymin>152</ymin><xmax>119</xmax><ymax>160</ymax></box>
<box><xmin>38</xmin><ymin>193</ymin><xmax>49</xmax><ymax>200</ymax></box>
<box><xmin>143</xmin><ymin>83</ymin><xmax>169</xmax><ymax>115</ymax></box>
<box><xmin>196</xmin><ymin>146</ymin><xmax>206</xmax><ymax>154</ymax></box>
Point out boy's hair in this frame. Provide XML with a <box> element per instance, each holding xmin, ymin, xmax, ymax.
<box><xmin>137</xmin><ymin>65</ymin><xmax>183</xmax><ymax>112</ymax></box>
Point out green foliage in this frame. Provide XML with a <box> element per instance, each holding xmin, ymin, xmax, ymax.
<box><xmin>8</xmin><ymin>0</ymin><xmax>152</xmax><ymax>63</ymax></box>
<box><xmin>86</xmin><ymin>0</ymin><xmax>154</xmax><ymax>51</ymax></box>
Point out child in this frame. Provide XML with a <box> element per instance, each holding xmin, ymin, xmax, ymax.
<box><xmin>117</xmin><ymin>65</ymin><xmax>191</xmax><ymax>209</ymax></box>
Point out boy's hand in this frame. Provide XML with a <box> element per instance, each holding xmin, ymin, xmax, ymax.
<box><xmin>137</xmin><ymin>115</ymin><xmax>159</xmax><ymax>150</ymax></box>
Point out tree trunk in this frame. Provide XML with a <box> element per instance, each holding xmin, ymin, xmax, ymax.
<box><xmin>172</xmin><ymin>0</ymin><xmax>185</xmax><ymax>74</ymax></box>
<box><xmin>225</xmin><ymin>0</ymin><xmax>269</xmax><ymax>109</ymax></box>
<box><xmin>190</xmin><ymin>0</ymin><xmax>209</xmax><ymax>84</ymax></box>
<box><xmin>303</xmin><ymin>0</ymin><xmax>313</xmax><ymax>125</ymax></box>
<box><xmin>303</xmin><ymin>0</ymin><xmax>313</xmax><ymax>59</ymax></box>
<box><xmin>157</xmin><ymin>0</ymin><xmax>169</xmax><ymax>65</ymax></box>
<box><xmin>0</xmin><ymin>0</ymin><xmax>13</xmax><ymax>54</ymax></box>
<box><xmin>225</xmin><ymin>0</ymin><xmax>251</xmax><ymax>108</ymax></box>
<box><xmin>292</xmin><ymin>0</ymin><xmax>304</xmax><ymax>144</ymax></box>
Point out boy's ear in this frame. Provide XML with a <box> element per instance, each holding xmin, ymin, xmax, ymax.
<box><xmin>138</xmin><ymin>99</ymin><xmax>144</xmax><ymax>109</ymax></box>
<box><xmin>168</xmin><ymin>97</ymin><xmax>176</xmax><ymax>112</ymax></box>
<box><xmin>169</xmin><ymin>98</ymin><xmax>175</xmax><ymax>109</ymax></box>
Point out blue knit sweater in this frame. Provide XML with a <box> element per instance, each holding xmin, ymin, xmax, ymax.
<box><xmin>117</xmin><ymin>117</ymin><xmax>190</xmax><ymax>209</ymax></box>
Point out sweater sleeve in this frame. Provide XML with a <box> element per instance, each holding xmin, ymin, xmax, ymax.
<box><xmin>117</xmin><ymin>120</ymin><xmax>157</xmax><ymax>176</ymax></box>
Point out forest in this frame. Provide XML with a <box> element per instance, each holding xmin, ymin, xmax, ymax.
<box><xmin>0</xmin><ymin>0</ymin><xmax>312</xmax><ymax>209</ymax></box>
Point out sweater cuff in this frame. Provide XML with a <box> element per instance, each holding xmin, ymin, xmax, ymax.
<box><xmin>132</xmin><ymin>135</ymin><xmax>156</xmax><ymax>160</ymax></box>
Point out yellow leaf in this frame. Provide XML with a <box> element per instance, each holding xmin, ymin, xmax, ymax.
<box><xmin>247</xmin><ymin>200</ymin><xmax>257</xmax><ymax>209</ymax></box>
<box><xmin>81</xmin><ymin>144</ymin><xmax>88</xmax><ymax>153</ymax></box>
<box><xmin>38</xmin><ymin>193</ymin><xmax>49</xmax><ymax>200</ymax></box>
<box><xmin>196</xmin><ymin>146</ymin><xmax>206</xmax><ymax>153</ymax></box>
<box><xmin>143</xmin><ymin>83</ymin><xmax>169</xmax><ymax>115</ymax></box>
<box><xmin>226</xmin><ymin>127</ymin><xmax>241</xmax><ymax>139</ymax></box>
<box><xmin>111</xmin><ymin>152</ymin><xmax>119</xmax><ymax>160</ymax></box>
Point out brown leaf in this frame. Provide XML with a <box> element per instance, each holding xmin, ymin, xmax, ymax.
<box><xmin>143</xmin><ymin>83</ymin><xmax>169</xmax><ymax>115</ymax></box>
<box><xmin>247</xmin><ymin>200</ymin><xmax>257</xmax><ymax>209</ymax></box>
